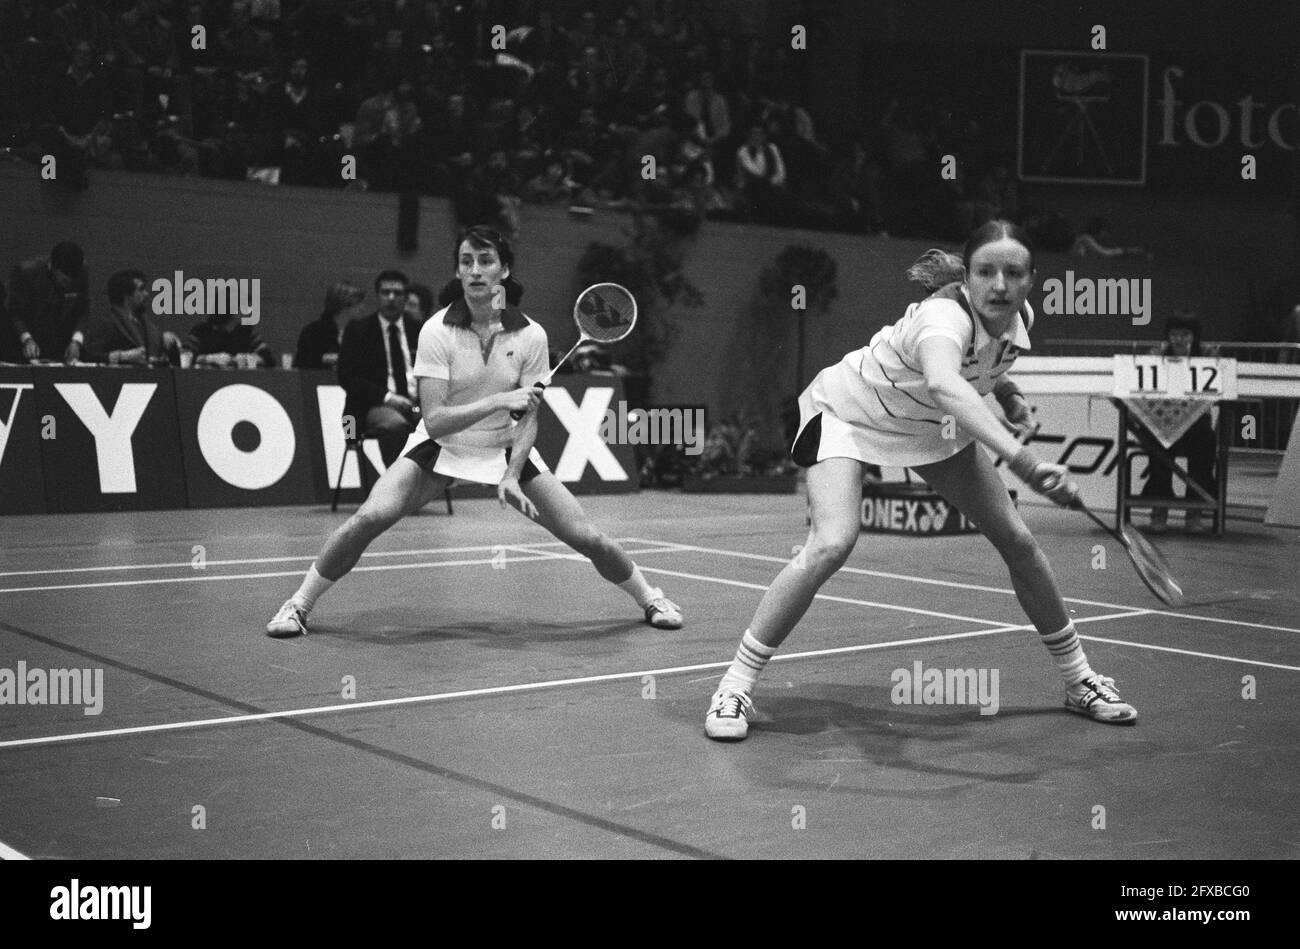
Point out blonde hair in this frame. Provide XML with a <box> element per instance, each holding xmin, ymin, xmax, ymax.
<box><xmin>906</xmin><ymin>248</ymin><xmax>965</xmax><ymax>291</ymax></box>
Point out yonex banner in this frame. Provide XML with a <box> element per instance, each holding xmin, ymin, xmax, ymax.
<box><xmin>0</xmin><ymin>369</ymin><xmax>637</xmax><ymax>514</ymax></box>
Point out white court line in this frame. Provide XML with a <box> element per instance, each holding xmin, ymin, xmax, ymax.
<box><xmin>626</xmin><ymin>538</ymin><xmax>1300</xmax><ymax>637</ymax></box>
<box><xmin>0</xmin><ymin>840</ymin><xmax>30</xmax><ymax>860</ymax></box>
<box><xmin>2</xmin><ymin>606</ymin><xmax>1286</xmax><ymax>752</ymax></box>
<box><xmin>0</xmin><ymin>547</ymin><xmax>678</xmax><ymax>596</ymax></box>
<box><xmin>507</xmin><ymin>541</ymin><xmax>1020</xmax><ymax>628</ymax></box>
<box><xmin>0</xmin><ymin>621</ymin><xmax>1046</xmax><ymax>751</ymax></box>
<box><xmin>1075</xmin><ymin>636</ymin><xmax>1300</xmax><ymax>673</ymax></box>
<box><xmin>0</xmin><ymin>542</ymin><xmax>573</xmax><ymax>578</ymax></box>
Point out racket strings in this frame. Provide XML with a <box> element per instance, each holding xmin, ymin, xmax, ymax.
<box><xmin>575</xmin><ymin>285</ymin><xmax>637</xmax><ymax>343</ymax></box>
<box><xmin>1122</xmin><ymin>526</ymin><xmax>1185</xmax><ymax>607</ymax></box>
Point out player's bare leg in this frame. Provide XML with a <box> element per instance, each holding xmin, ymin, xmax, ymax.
<box><xmin>915</xmin><ymin>443</ymin><xmax>1136</xmax><ymax>723</ymax></box>
<box><xmin>706</xmin><ymin>457</ymin><xmax>864</xmax><ymax>739</ymax></box>
<box><xmin>519</xmin><ymin>471</ymin><xmax>682</xmax><ymax>628</ymax></box>
<box><xmin>266</xmin><ymin>460</ymin><xmax>449</xmax><ymax>637</ymax></box>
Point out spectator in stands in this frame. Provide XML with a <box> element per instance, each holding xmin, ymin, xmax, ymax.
<box><xmin>562</xmin><ymin>104</ymin><xmax>622</xmax><ymax>201</ymax></box>
<box><xmin>523</xmin><ymin>152</ymin><xmax>575</xmax><ymax>205</ymax></box>
<box><xmin>112</xmin><ymin>0</ymin><xmax>177</xmax><ymax>120</ymax></box>
<box><xmin>6</xmin><ymin>241</ymin><xmax>90</xmax><ymax>363</ymax></box>
<box><xmin>454</xmin><ymin>148</ymin><xmax>522</xmax><ymax>237</ymax></box>
<box><xmin>48</xmin><ymin>40</ymin><xmax>111</xmax><ymax>161</ymax></box>
<box><xmin>1071</xmin><ymin>217</ymin><xmax>1149</xmax><ymax>260</ymax></box>
<box><xmin>81</xmin><ymin>269</ymin><xmax>179</xmax><ymax>365</ymax></box>
<box><xmin>404</xmin><ymin>281</ymin><xmax>435</xmax><ymax>324</ymax></box>
<box><xmin>829</xmin><ymin>140</ymin><xmax>884</xmax><ymax>233</ymax></box>
<box><xmin>296</xmin><ymin>280</ymin><xmax>364</xmax><ymax>370</ymax></box>
<box><xmin>337</xmin><ymin>269</ymin><xmax>421</xmax><ymax>465</ymax></box>
<box><xmin>183</xmin><ymin>312</ymin><xmax>276</xmax><ymax>368</ymax></box>
<box><xmin>734</xmin><ymin>124</ymin><xmax>787</xmax><ymax>221</ymax></box>
<box><xmin>1139</xmin><ymin>310</ymin><xmax>1219</xmax><ymax>533</ymax></box>
<box><xmin>220</xmin><ymin>0</ymin><xmax>280</xmax><ymax>79</ymax></box>
<box><xmin>269</xmin><ymin>56</ymin><xmax>330</xmax><ymax>184</ymax></box>
<box><xmin>566</xmin><ymin>43</ymin><xmax>617</xmax><ymax>111</ymax></box>
<box><xmin>54</xmin><ymin>0</ymin><xmax>112</xmax><ymax>60</ymax></box>
<box><xmin>607</xmin><ymin>16</ymin><xmax>647</xmax><ymax>96</ymax></box>
<box><xmin>683</xmin><ymin>69</ymin><xmax>731</xmax><ymax>161</ymax></box>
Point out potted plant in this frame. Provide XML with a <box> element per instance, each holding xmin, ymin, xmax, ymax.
<box><xmin>681</xmin><ymin>415</ymin><xmax>800</xmax><ymax>493</ymax></box>
<box><xmin>683</xmin><ymin>244</ymin><xmax>838</xmax><ymax>493</ymax></box>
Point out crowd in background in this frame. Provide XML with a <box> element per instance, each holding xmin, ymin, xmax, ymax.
<box><xmin>0</xmin><ymin>0</ymin><xmax>1070</xmax><ymax>240</ymax></box>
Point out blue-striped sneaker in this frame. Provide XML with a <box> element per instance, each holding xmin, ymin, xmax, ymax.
<box><xmin>1065</xmin><ymin>674</ymin><xmax>1137</xmax><ymax>724</ymax></box>
<box><xmin>643</xmin><ymin>589</ymin><xmax>683</xmax><ymax>629</ymax></box>
<box><xmin>266</xmin><ymin>599</ymin><xmax>309</xmax><ymax>638</ymax></box>
<box><xmin>705</xmin><ymin>688</ymin><xmax>755</xmax><ymax>741</ymax></box>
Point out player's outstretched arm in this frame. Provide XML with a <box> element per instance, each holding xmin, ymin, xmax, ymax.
<box><xmin>919</xmin><ymin>337</ymin><xmax>1024</xmax><ymax>460</ymax></box>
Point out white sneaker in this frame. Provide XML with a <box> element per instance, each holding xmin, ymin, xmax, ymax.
<box><xmin>266</xmin><ymin>599</ymin><xmax>309</xmax><ymax>638</ymax></box>
<box><xmin>705</xmin><ymin>688</ymin><xmax>755</xmax><ymax>741</ymax></box>
<box><xmin>1065</xmin><ymin>674</ymin><xmax>1137</xmax><ymax>724</ymax></box>
<box><xmin>643</xmin><ymin>588</ymin><xmax>683</xmax><ymax>629</ymax></box>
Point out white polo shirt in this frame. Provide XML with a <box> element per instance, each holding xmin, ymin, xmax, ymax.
<box><xmin>799</xmin><ymin>282</ymin><xmax>1033</xmax><ymax>467</ymax></box>
<box><xmin>413</xmin><ymin>298</ymin><xmax>549</xmax><ymax>450</ymax></box>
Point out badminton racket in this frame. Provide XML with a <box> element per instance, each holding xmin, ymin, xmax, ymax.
<box><xmin>1012</xmin><ymin>418</ymin><xmax>1183</xmax><ymax>607</ymax></box>
<box><xmin>510</xmin><ymin>282</ymin><xmax>638</xmax><ymax>420</ymax></box>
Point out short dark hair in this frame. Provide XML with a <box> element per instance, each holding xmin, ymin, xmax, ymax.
<box><xmin>374</xmin><ymin>269</ymin><xmax>409</xmax><ymax>292</ymax></box>
<box><xmin>407</xmin><ymin>282</ymin><xmax>435</xmax><ymax>317</ymax></box>
<box><xmin>50</xmin><ymin>241</ymin><xmax>84</xmax><ymax>277</ymax></box>
<box><xmin>1166</xmin><ymin>309</ymin><xmax>1204</xmax><ymax>353</ymax></box>
<box><xmin>438</xmin><ymin>225</ymin><xmax>525</xmax><ymax>306</ymax></box>
<box><xmin>107</xmin><ymin>269</ymin><xmax>147</xmax><ymax>306</ymax></box>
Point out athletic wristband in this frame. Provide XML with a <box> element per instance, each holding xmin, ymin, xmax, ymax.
<box><xmin>1007</xmin><ymin>447</ymin><xmax>1042</xmax><ymax>484</ymax></box>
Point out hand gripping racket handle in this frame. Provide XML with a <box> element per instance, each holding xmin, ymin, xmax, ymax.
<box><xmin>509</xmin><ymin>380</ymin><xmax>547</xmax><ymax>421</ymax></box>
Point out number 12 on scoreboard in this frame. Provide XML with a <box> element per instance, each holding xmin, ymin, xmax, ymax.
<box><xmin>1112</xmin><ymin>355</ymin><xmax>1238</xmax><ymax>399</ymax></box>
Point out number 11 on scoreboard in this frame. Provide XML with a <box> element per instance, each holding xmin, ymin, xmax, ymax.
<box><xmin>1114</xmin><ymin>354</ymin><xmax>1168</xmax><ymax>396</ymax></box>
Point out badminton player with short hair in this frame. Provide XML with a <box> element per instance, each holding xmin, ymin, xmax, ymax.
<box><xmin>268</xmin><ymin>225</ymin><xmax>682</xmax><ymax>636</ymax></box>
<box><xmin>706</xmin><ymin>220</ymin><xmax>1136</xmax><ymax>740</ymax></box>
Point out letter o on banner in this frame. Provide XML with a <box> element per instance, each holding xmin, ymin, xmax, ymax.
<box><xmin>197</xmin><ymin>384</ymin><xmax>296</xmax><ymax>489</ymax></box>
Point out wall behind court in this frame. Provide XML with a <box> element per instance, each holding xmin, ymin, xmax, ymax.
<box><xmin>2</xmin><ymin>165</ymin><xmax>1290</xmax><ymax>422</ymax></box>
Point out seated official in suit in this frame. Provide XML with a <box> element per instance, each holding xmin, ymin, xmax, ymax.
<box><xmin>82</xmin><ymin>270</ymin><xmax>181</xmax><ymax>365</ymax></box>
<box><xmin>183</xmin><ymin>312</ymin><xmax>277</xmax><ymax>368</ymax></box>
<box><xmin>337</xmin><ymin>269</ymin><xmax>422</xmax><ymax>465</ymax></box>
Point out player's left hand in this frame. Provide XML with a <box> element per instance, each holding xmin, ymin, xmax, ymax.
<box><xmin>498</xmin><ymin>476</ymin><xmax>537</xmax><ymax>519</ymax></box>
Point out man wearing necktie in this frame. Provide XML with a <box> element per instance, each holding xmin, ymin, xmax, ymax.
<box><xmin>81</xmin><ymin>269</ymin><xmax>181</xmax><ymax>365</ymax></box>
<box><xmin>338</xmin><ymin>269</ymin><xmax>422</xmax><ymax>466</ymax></box>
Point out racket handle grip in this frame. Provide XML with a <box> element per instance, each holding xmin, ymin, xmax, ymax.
<box><xmin>509</xmin><ymin>381</ymin><xmax>547</xmax><ymax>421</ymax></box>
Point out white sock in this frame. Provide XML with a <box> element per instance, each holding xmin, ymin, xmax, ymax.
<box><xmin>1040</xmin><ymin>621</ymin><xmax>1093</xmax><ymax>686</ymax></box>
<box><xmin>617</xmin><ymin>565</ymin><xmax>656</xmax><ymax>608</ymax></box>
<box><xmin>717</xmin><ymin>630</ymin><xmax>776</xmax><ymax>695</ymax></box>
<box><xmin>292</xmin><ymin>565</ymin><xmax>334</xmax><ymax>612</ymax></box>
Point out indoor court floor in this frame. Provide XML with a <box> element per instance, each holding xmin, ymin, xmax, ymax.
<box><xmin>1</xmin><ymin>493</ymin><xmax>1296</xmax><ymax>860</ymax></box>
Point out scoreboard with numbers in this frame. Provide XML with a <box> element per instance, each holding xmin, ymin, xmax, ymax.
<box><xmin>1111</xmin><ymin>355</ymin><xmax>1237</xmax><ymax>400</ymax></box>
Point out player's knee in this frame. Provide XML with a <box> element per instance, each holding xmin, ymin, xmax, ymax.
<box><xmin>995</xmin><ymin>525</ymin><xmax>1039</xmax><ymax>566</ymax></box>
<box><xmin>808</xmin><ymin>531</ymin><xmax>857</xmax><ymax>572</ymax></box>
<box><xmin>568</xmin><ymin>525</ymin><xmax>607</xmax><ymax>558</ymax></box>
<box><xmin>348</xmin><ymin>507</ymin><xmax>398</xmax><ymax>540</ymax></box>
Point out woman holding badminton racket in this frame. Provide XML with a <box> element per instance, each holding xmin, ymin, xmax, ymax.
<box><xmin>706</xmin><ymin>219</ymin><xmax>1138</xmax><ymax>741</ymax></box>
<box><xmin>267</xmin><ymin>225</ymin><xmax>682</xmax><ymax>637</ymax></box>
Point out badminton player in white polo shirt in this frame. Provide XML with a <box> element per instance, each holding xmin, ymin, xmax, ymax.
<box><xmin>705</xmin><ymin>220</ymin><xmax>1137</xmax><ymax>741</ymax></box>
<box><xmin>268</xmin><ymin>226</ymin><xmax>682</xmax><ymax>637</ymax></box>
